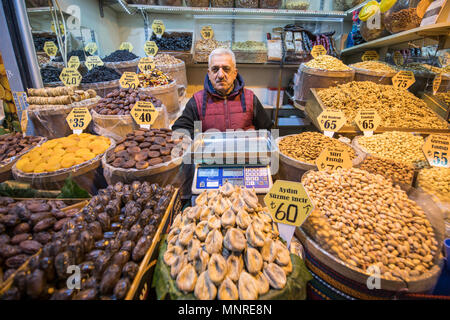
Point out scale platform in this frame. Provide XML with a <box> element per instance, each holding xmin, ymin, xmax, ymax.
<box><xmin>191</xmin><ymin>130</ymin><xmax>275</xmax><ymax>194</ymax></box>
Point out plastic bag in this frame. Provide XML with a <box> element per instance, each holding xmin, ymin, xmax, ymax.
<box><xmin>293</xmin><ymin>63</ymin><xmax>355</xmax><ymax>102</ymax></box>
<box><xmin>104</xmin><ymin>57</ymin><xmax>140</xmax><ymax>75</ymax></box>
<box><xmin>350</xmin><ymin>64</ymin><xmax>397</xmax><ymax>85</ymax></box>
<box><xmin>139</xmin><ymin>83</ymin><xmax>180</xmax><ymax>115</ymax></box>
<box><xmin>12</xmin><ymin>138</ymin><xmax>115</xmax><ymax>195</ymax></box>
<box><xmin>383</xmin><ymin>0</ymin><xmax>421</xmax><ymax>34</ymax></box>
<box><xmin>91</xmin><ymin>104</ymin><xmax>170</xmax><ymax>142</ymax></box>
<box><xmin>80</xmin><ymin>79</ymin><xmax>121</xmax><ymax>98</ymax></box>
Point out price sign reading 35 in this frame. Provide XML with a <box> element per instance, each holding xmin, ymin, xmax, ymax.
<box><xmin>66</xmin><ymin>107</ymin><xmax>92</xmax><ymax>134</ymax></box>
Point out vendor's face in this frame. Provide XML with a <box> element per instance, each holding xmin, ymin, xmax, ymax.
<box><xmin>208</xmin><ymin>54</ymin><xmax>237</xmax><ymax>95</ymax></box>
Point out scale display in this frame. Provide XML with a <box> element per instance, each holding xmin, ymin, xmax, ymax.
<box><xmin>194</xmin><ymin>165</ymin><xmax>271</xmax><ymax>192</ymax></box>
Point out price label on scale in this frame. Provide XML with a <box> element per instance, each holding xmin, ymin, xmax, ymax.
<box><xmin>84</xmin><ymin>42</ymin><xmax>98</xmax><ymax>55</ymax></box>
<box><xmin>310</xmin><ymin>45</ymin><xmax>327</xmax><ymax>58</ymax></box>
<box><xmin>59</xmin><ymin>67</ymin><xmax>82</xmax><ymax>87</ymax></box>
<box><xmin>316</xmin><ymin>147</ymin><xmax>352</xmax><ymax>171</ymax></box>
<box><xmin>119</xmin><ymin>72</ymin><xmax>139</xmax><ymax>89</ymax></box>
<box><xmin>119</xmin><ymin>42</ymin><xmax>133</xmax><ymax>52</ymax></box>
<box><xmin>393</xmin><ymin>51</ymin><xmax>404</xmax><ymax>66</ymax></box>
<box><xmin>201</xmin><ymin>26</ymin><xmax>214</xmax><ymax>40</ymax></box>
<box><xmin>433</xmin><ymin>73</ymin><xmax>442</xmax><ymax>95</ymax></box>
<box><xmin>152</xmin><ymin>20</ymin><xmax>165</xmax><ymax>38</ymax></box>
<box><xmin>131</xmin><ymin>101</ymin><xmax>159</xmax><ymax>129</ymax></box>
<box><xmin>264</xmin><ymin>180</ymin><xmax>314</xmax><ymax>247</ymax></box>
<box><xmin>317</xmin><ymin>109</ymin><xmax>347</xmax><ymax>137</ymax></box>
<box><xmin>144</xmin><ymin>41</ymin><xmax>159</xmax><ymax>57</ymax></box>
<box><xmin>68</xmin><ymin>56</ymin><xmax>80</xmax><ymax>69</ymax></box>
<box><xmin>392</xmin><ymin>71</ymin><xmax>415</xmax><ymax>90</ymax></box>
<box><xmin>44</xmin><ymin>41</ymin><xmax>58</xmax><ymax>57</ymax></box>
<box><xmin>362</xmin><ymin>50</ymin><xmax>379</xmax><ymax>61</ymax></box>
<box><xmin>85</xmin><ymin>56</ymin><xmax>104</xmax><ymax>70</ymax></box>
<box><xmin>138</xmin><ymin>57</ymin><xmax>155</xmax><ymax>73</ymax></box>
<box><xmin>422</xmin><ymin>134</ymin><xmax>450</xmax><ymax>168</ymax></box>
<box><xmin>355</xmin><ymin>108</ymin><xmax>381</xmax><ymax>136</ymax></box>
<box><xmin>66</xmin><ymin>107</ymin><xmax>92</xmax><ymax>134</ymax></box>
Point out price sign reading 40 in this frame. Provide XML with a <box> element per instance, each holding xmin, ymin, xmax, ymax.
<box><xmin>59</xmin><ymin>67</ymin><xmax>82</xmax><ymax>87</ymax></box>
<box><xmin>310</xmin><ymin>45</ymin><xmax>327</xmax><ymax>59</ymax></box>
<box><xmin>152</xmin><ymin>20</ymin><xmax>165</xmax><ymax>38</ymax></box>
<box><xmin>362</xmin><ymin>50</ymin><xmax>379</xmax><ymax>61</ymax></box>
<box><xmin>422</xmin><ymin>134</ymin><xmax>450</xmax><ymax>168</ymax></box>
<box><xmin>120</xmin><ymin>72</ymin><xmax>139</xmax><ymax>89</ymax></box>
<box><xmin>201</xmin><ymin>26</ymin><xmax>214</xmax><ymax>40</ymax></box>
<box><xmin>85</xmin><ymin>56</ymin><xmax>104</xmax><ymax>70</ymax></box>
<box><xmin>119</xmin><ymin>42</ymin><xmax>133</xmax><ymax>52</ymax></box>
<box><xmin>317</xmin><ymin>109</ymin><xmax>347</xmax><ymax>137</ymax></box>
<box><xmin>144</xmin><ymin>41</ymin><xmax>159</xmax><ymax>57</ymax></box>
<box><xmin>138</xmin><ymin>57</ymin><xmax>155</xmax><ymax>73</ymax></box>
<box><xmin>84</xmin><ymin>42</ymin><xmax>98</xmax><ymax>55</ymax></box>
<box><xmin>355</xmin><ymin>108</ymin><xmax>381</xmax><ymax>137</ymax></box>
<box><xmin>392</xmin><ymin>71</ymin><xmax>415</xmax><ymax>90</ymax></box>
<box><xmin>264</xmin><ymin>180</ymin><xmax>314</xmax><ymax>248</ymax></box>
<box><xmin>131</xmin><ymin>101</ymin><xmax>159</xmax><ymax>129</ymax></box>
<box><xmin>316</xmin><ymin>147</ymin><xmax>352</xmax><ymax>171</ymax></box>
<box><xmin>68</xmin><ymin>56</ymin><xmax>80</xmax><ymax>69</ymax></box>
<box><xmin>66</xmin><ymin>107</ymin><xmax>92</xmax><ymax>134</ymax></box>
<box><xmin>44</xmin><ymin>41</ymin><xmax>58</xmax><ymax>57</ymax></box>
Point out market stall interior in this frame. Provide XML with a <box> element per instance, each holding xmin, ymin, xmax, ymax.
<box><xmin>0</xmin><ymin>0</ymin><xmax>449</xmax><ymax>301</ymax></box>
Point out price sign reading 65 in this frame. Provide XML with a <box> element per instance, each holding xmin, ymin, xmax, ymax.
<box><xmin>317</xmin><ymin>109</ymin><xmax>347</xmax><ymax>137</ymax></box>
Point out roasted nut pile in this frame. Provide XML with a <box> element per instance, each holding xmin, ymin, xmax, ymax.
<box><xmin>278</xmin><ymin>132</ymin><xmax>356</xmax><ymax>164</ymax></box>
<box><xmin>154</xmin><ymin>54</ymin><xmax>183</xmax><ymax>66</ymax></box>
<box><xmin>16</xmin><ymin>134</ymin><xmax>110</xmax><ymax>173</ymax></box>
<box><xmin>0</xmin><ymin>198</ymin><xmax>72</xmax><ymax>283</ymax></box>
<box><xmin>304</xmin><ymin>55</ymin><xmax>351</xmax><ymax>71</ymax></box>
<box><xmin>357</xmin><ymin>131</ymin><xmax>427</xmax><ymax>168</ymax></box>
<box><xmin>384</xmin><ymin>8</ymin><xmax>421</xmax><ymax>34</ymax></box>
<box><xmin>302</xmin><ymin>168</ymin><xmax>439</xmax><ymax>279</ymax></box>
<box><xmin>232</xmin><ymin>41</ymin><xmax>267</xmax><ymax>51</ymax></box>
<box><xmin>417</xmin><ymin>167</ymin><xmax>450</xmax><ymax>203</ymax></box>
<box><xmin>27</xmin><ymin>86</ymin><xmax>97</xmax><ymax>107</ymax></box>
<box><xmin>93</xmin><ymin>88</ymin><xmax>162</xmax><ymax>116</ymax></box>
<box><xmin>350</xmin><ymin>61</ymin><xmax>396</xmax><ymax>73</ymax></box>
<box><xmin>358</xmin><ymin>155</ymin><xmax>414</xmax><ymax>185</ymax></box>
<box><xmin>0</xmin><ymin>133</ymin><xmax>43</xmax><ymax>165</ymax></box>
<box><xmin>0</xmin><ymin>182</ymin><xmax>175</xmax><ymax>300</ymax></box>
<box><xmin>195</xmin><ymin>39</ymin><xmax>230</xmax><ymax>52</ymax></box>
<box><xmin>317</xmin><ymin>81</ymin><xmax>448</xmax><ymax>129</ymax></box>
<box><xmin>137</xmin><ymin>69</ymin><xmax>173</xmax><ymax>88</ymax></box>
<box><xmin>435</xmin><ymin>92</ymin><xmax>450</xmax><ymax>107</ymax></box>
<box><xmin>106</xmin><ymin>128</ymin><xmax>186</xmax><ymax>170</ymax></box>
<box><xmin>164</xmin><ymin>183</ymin><xmax>292</xmax><ymax>300</ymax></box>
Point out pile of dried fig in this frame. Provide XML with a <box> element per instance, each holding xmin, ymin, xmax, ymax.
<box><xmin>163</xmin><ymin>183</ymin><xmax>292</xmax><ymax>300</ymax></box>
<box><xmin>105</xmin><ymin>128</ymin><xmax>187</xmax><ymax>170</ymax></box>
<box><xmin>1</xmin><ymin>181</ymin><xmax>175</xmax><ymax>300</ymax></box>
<box><xmin>0</xmin><ymin>133</ymin><xmax>43</xmax><ymax>165</ymax></box>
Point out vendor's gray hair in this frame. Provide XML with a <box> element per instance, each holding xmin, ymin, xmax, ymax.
<box><xmin>208</xmin><ymin>48</ymin><xmax>236</xmax><ymax>68</ymax></box>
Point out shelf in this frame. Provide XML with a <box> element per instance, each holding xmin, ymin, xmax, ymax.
<box><xmin>342</xmin><ymin>22</ymin><xmax>450</xmax><ymax>55</ymax></box>
<box><xmin>27</xmin><ymin>7</ymin><xmax>71</xmax><ymax>17</ymax></box>
<box><xmin>187</xmin><ymin>62</ymin><xmax>299</xmax><ymax>68</ymax></box>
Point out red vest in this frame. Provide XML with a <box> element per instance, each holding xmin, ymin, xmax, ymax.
<box><xmin>194</xmin><ymin>88</ymin><xmax>255</xmax><ymax>132</ymax></box>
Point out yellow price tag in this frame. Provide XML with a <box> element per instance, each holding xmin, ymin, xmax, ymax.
<box><xmin>422</xmin><ymin>134</ymin><xmax>450</xmax><ymax>168</ymax></box>
<box><xmin>362</xmin><ymin>50</ymin><xmax>379</xmax><ymax>61</ymax></box>
<box><xmin>20</xmin><ymin>111</ymin><xmax>28</xmax><ymax>135</ymax></box>
<box><xmin>138</xmin><ymin>57</ymin><xmax>155</xmax><ymax>73</ymax></box>
<box><xmin>201</xmin><ymin>26</ymin><xmax>214</xmax><ymax>40</ymax></box>
<box><xmin>392</xmin><ymin>71</ymin><xmax>415</xmax><ymax>90</ymax></box>
<box><xmin>144</xmin><ymin>41</ymin><xmax>159</xmax><ymax>57</ymax></box>
<box><xmin>85</xmin><ymin>56</ymin><xmax>104</xmax><ymax>70</ymax></box>
<box><xmin>68</xmin><ymin>56</ymin><xmax>80</xmax><ymax>69</ymax></box>
<box><xmin>316</xmin><ymin>147</ymin><xmax>352</xmax><ymax>171</ymax></box>
<box><xmin>131</xmin><ymin>101</ymin><xmax>159</xmax><ymax>128</ymax></box>
<box><xmin>152</xmin><ymin>20</ymin><xmax>165</xmax><ymax>38</ymax></box>
<box><xmin>263</xmin><ymin>180</ymin><xmax>314</xmax><ymax>227</ymax></box>
<box><xmin>317</xmin><ymin>109</ymin><xmax>347</xmax><ymax>137</ymax></box>
<box><xmin>310</xmin><ymin>45</ymin><xmax>327</xmax><ymax>59</ymax></box>
<box><xmin>59</xmin><ymin>67</ymin><xmax>82</xmax><ymax>87</ymax></box>
<box><xmin>120</xmin><ymin>72</ymin><xmax>139</xmax><ymax>89</ymax></box>
<box><xmin>355</xmin><ymin>108</ymin><xmax>381</xmax><ymax>136</ymax></box>
<box><xmin>43</xmin><ymin>41</ymin><xmax>58</xmax><ymax>57</ymax></box>
<box><xmin>433</xmin><ymin>73</ymin><xmax>442</xmax><ymax>95</ymax></box>
<box><xmin>84</xmin><ymin>42</ymin><xmax>98</xmax><ymax>55</ymax></box>
<box><xmin>393</xmin><ymin>51</ymin><xmax>404</xmax><ymax>66</ymax></box>
<box><xmin>120</xmin><ymin>42</ymin><xmax>134</xmax><ymax>52</ymax></box>
<box><xmin>66</xmin><ymin>107</ymin><xmax>92</xmax><ymax>133</ymax></box>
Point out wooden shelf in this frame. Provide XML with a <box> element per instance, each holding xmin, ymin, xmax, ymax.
<box><xmin>186</xmin><ymin>62</ymin><xmax>299</xmax><ymax>68</ymax></box>
<box><xmin>342</xmin><ymin>22</ymin><xmax>450</xmax><ymax>55</ymax></box>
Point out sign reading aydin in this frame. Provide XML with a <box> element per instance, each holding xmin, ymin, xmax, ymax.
<box><xmin>120</xmin><ymin>72</ymin><xmax>139</xmax><ymax>89</ymax></box>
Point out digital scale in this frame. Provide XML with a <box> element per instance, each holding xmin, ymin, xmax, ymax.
<box><xmin>191</xmin><ymin>130</ymin><xmax>275</xmax><ymax>195</ymax></box>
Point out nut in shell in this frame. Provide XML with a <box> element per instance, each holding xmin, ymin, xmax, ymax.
<box><xmin>244</xmin><ymin>247</ymin><xmax>263</xmax><ymax>275</ymax></box>
<box><xmin>238</xmin><ymin>271</ymin><xmax>259</xmax><ymax>300</ymax></box>
<box><xmin>176</xmin><ymin>264</ymin><xmax>198</xmax><ymax>293</ymax></box>
<box><xmin>218</xmin><ymin>277</ymin><xmax>239</xmax><ymax>300</ymax></box>
<box><xmin>207</xmin><ymin>253</ymin><xmax>228</xmax><ymax>285</ymax></box>
<box><xmin>194</xmin><ymin>271</ymin><xmax>217</xmax><ymax>300</ymax></box>
<box><xmin>263</xmin><ymin>262</ymin><xmax>287</xmax><ymax>290</ymax></box>
<box><xmin>205</xmin><ymin>229</ymin><xmax>223</xmax><ymax>254</ymax></box>
<box><xmin>226</xmin><ymin>254</ymin><xmax>244</xmax><ymax>282</ymax></box>
<box><xmin>223</xmin><ymin>228</ymin><xmax>246</xmax><ymax>253</ymax></box>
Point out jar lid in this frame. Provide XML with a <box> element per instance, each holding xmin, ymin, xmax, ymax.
<box><xmin>359</xmin><ymin>1</ymin><xmax>380</xmax><ymax>21</ymax></box>
<box><xmin>380</xmin><ymin>0</ymin><xmax>397</xmax><ymax>13</ymax></box>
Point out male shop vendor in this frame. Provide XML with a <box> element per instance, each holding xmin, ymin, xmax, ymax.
<box><xmin>172</xmin><ymin>48</ymin><xmax>272</xmax><ymax>203</ymax></box>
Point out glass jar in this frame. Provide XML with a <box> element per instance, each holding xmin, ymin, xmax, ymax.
<box><xmin>381</xmin><ymin>0</ymin><xmax>422</xmax><ymax>34</ymax></box>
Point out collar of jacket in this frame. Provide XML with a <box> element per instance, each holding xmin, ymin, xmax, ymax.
<box><xmin>203</xmin><ymin>73</ymin><xmax>245</xmax><ymax>99</ymax></box>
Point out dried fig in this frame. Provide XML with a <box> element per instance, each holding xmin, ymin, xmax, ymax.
<box><xmin>261</xmin><ymin>238</ymin><xmax>278</xmax><ymax>263</ymax></box>
<box><xmin>218</xmin><ymin>277</ymin><xmax>239</xmax><ymax>300</ymax></box>
<box><xmin>195</xmin><ymin>190</ymin><xmax>208</xmax><ymax>206</ymax></box>
<box><xmin>205</xmin><ymin>229</ymin><xmax>223</xmax><ymax>255</ymax></box>
<box><xmin>238</xmin><ymin>271</ymin><xmax>258</xmax><ymax>300</ymax></box>
<box><xmin>223</xmin><ymin>228</ymin><xmax>246</xmax><ymax>253</ymax></box>
<box><xmin>194</xmin><ymin>221</ymin><xmax>208</xmax><ymax>241</ymax></box>
<box><xmin>194</xmin><ymin>271</ymin><xmax>217</xmax><ymax>300</ymax></box>
<box><xmin>246</xmin><ymin>223</ymin><xmax>265</xmax><ymax>248</ymax></box>
<box><xmin>187</xmin><ymin>238</ymin><xmax>201</xmax><ymax>261</ymax></box>
<box><xmin>274</xmin><ymin>240</ymin><xmax>290</xmax><ymax>266</ymax></box>
<box><xmin>207</xmin><ymin>253</ymin><xmax>227</xmax><ymax>285</ymax></box>
<box><xmin>244</xmin><ymin>247</ymin><xmax>263</xmax><ymax>275</ymax></box>
<box><xmin>221</xmin><ymin>209</ymin><xmax>236</xmax><ymax>229</ymax></box>
<box><xmin>176</xmin><ymin>264</ymin><xmax>198</xmax><ymax>293</ymax></box>
<box><xmin>226</xmin><ymin>254</ymin><xmax>244</xmax><ymax>282</ymax></box>
<box><xmin>164</xmin><ymin>245</ymin><xmax>183</xmax><ymax>266</ymax></box>
<box><xmin>253</xmin><ymin>271</ymin><xmax>270</xmax><ymax>295</ymax></box>
<box><xmin>178</xmin><ymin>223</ymin><xmax>195</xmax><ymax>246</ymax></box>
<box><xmin>236</xmin><ymin>209</ymin><xmax>251</xmax><ymax>229</ymax></box>
<box><xmin>170</xmin><ymin>252</ymin><xmax>188</xmax><ymax>279</ymax></box>
<box><xmin>193</xmin><ymin>248</ymin><xmax>209</xmax><ymax>275</ymax></box>
<box><xmin>263</xmin><ymin>263</ymin><xmax>287</xmax><ymax>290</ymax></box>
<box><xmin>207</xmin><ymin>214</ymin><xmax>221</xmax><ymax>230</ymax></box>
